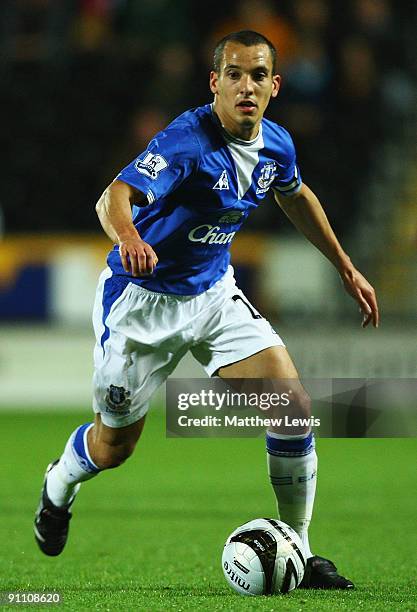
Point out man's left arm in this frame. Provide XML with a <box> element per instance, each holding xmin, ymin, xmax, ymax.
<box><xmin>274</xmin><ymin>182</ymin><xmax>379</xmax><ymax>328</ymax></box>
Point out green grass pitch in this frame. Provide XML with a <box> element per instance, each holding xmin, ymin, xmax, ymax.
<box><xmin>0</xmin><ymin>409</ymin><xmax>415</xmax><ymax>611</ymax></box>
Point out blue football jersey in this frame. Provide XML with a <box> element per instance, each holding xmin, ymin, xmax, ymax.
<box><xmin>108</xmin><ymin>103</ymin><xmax>302</xmax><ymax>295</ymax></box>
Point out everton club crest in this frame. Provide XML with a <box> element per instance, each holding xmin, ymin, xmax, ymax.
<box><xmin>257</xmin><ymin>162</ymin><xmax>277</xmax><ymax>194</ymax></box>
<box><xmin>105</xmin><ymin>385</ymin><xmax>132</xmax><ymax>415</ymax></box>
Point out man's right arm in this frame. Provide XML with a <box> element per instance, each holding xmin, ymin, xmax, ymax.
<box><xmin>95</xmin><ymin>179</ymin><xmax>158</xmax><ymax>277</ymax></box>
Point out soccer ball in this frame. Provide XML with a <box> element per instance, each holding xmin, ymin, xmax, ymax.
<box><xmin>222</xmin><ymin>518</ymin><xmax>306</xmax><ymax>596</ymax></box>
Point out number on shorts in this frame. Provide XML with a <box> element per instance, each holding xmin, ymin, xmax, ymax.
<box><xmin>232</xmin><ymin>294</ymin><xmax>262</xmax><ymax>319</ymax></box>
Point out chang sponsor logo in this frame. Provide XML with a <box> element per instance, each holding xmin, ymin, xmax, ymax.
<box><xmin>188</xmin><ymin>224</ymin><xmax>236</xmax><ymax>245</ymax></box>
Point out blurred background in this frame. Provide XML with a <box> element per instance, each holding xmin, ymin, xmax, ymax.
<box><xmin>0</xmin><ymin>0</ymin><xmax>416</xmax><ymax>408</ymax></box>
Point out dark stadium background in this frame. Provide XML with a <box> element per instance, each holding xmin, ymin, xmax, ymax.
<box><xmin>0</xmin><ymin>0</ymin><xmax>415</xmax><ymax>234</ymax></box>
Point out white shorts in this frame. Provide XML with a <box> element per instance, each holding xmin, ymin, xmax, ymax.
<box><xmin>92</xmin><ymin>266</ymin><xmax>284</xmax><ymax>427</ymax></box>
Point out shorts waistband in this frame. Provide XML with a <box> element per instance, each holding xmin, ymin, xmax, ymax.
<box><xmin>126</xmin><ymin>266</ymin><xmax>234</xmax><ymax>301</ymax></box>
<box><xmin>127</xmin><ymin>282</ymin><xmax>196</xmax><ymax>301</ymax></box>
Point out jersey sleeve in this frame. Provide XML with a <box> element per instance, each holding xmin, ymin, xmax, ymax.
<box><xmin>271</xmin><ymin>130</ymin><xmax>302</xmax><ymax>197</ymax></box>
<box><xmin>115</xmin><ymin>127</ymin><xmax>200</xmax><ymax>204</ymax></box>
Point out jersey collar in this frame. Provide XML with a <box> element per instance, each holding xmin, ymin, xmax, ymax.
<box><xmin>210</xmin><ymin>103</ymin><xmax>263</xmax><ymax>147</ymax></box>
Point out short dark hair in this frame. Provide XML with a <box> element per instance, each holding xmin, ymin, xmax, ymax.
<box><xmin>213</xmin><ymin>30</ymin><xmax>277</xmax><ymax>74</ymax></box>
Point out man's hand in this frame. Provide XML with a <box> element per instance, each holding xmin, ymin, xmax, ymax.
<box><xmin>339</xmin><ymin>266</ymin><xmax>379</xmax><ymax>328</ymax></box>
<box><xmin>119</xmin><ymin>237</ymin><xmax>158</xmax><ymax>277</ymax></box>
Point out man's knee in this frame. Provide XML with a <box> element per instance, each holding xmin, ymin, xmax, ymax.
<box><xmin>93</xmin><ymin>440</ymin><xmax>136</xmax><ymax>470</ymax></box>
<box><xmin>272</xmin><ymin>385</ymin><xmax>311</xmax><ymax>420</ymax></box>
<box><xmin>89</xmin><ymin>414</ymin><xmax>145</xmax><ymax>469</ymax></box>
<box><xmin>292</xmin><ymin>390</ymin><xmax>311</xmax><ymax>419</ymax></box>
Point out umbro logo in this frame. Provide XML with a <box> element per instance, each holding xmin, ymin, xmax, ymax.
<box><xmin>213</xmin><ymin>170</ymin><xmax>230</xmax><ymax>190</ymax></box>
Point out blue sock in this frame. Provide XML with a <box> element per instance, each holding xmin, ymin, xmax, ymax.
<box><xmin>46</xmin><ymin>423</ymin><xmax>100</xmax><ymax>507</ymax></box>
<box><xmin>72</xmin><ymin>423</ymin><xmax>101</xmax><ymax>475</ymax></box>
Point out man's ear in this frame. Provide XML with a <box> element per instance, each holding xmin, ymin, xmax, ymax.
<box><xmin>271</xmin><ymin>74</ymin><xmax>281</xmax><ymax>98</ymax></box>
<box><xmin>210</xmin><ymin>70</ymin><xmax>219</xmax><ymax>95</ymax></box>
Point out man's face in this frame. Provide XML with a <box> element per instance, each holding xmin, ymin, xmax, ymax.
<box><xmin>210</xmin><ymin>42</ymin><xmax>281</xmax><ymax>139</ymax></box>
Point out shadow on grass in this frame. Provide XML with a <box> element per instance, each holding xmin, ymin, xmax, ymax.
<box><xmin>4</xmin><ymin>505</ymin><xmax>239</xmax><ymax>521</ymax></box>
<box><xmin>60</xmin><ymin>584</ymin><xmax>229</xmax><ymax>597</ymax></box>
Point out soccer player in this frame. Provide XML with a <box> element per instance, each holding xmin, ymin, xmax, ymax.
<box><xmin>34</xmin><ymin>31</ymin><xmax>379</xmax><ymax>588</ymax></box>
